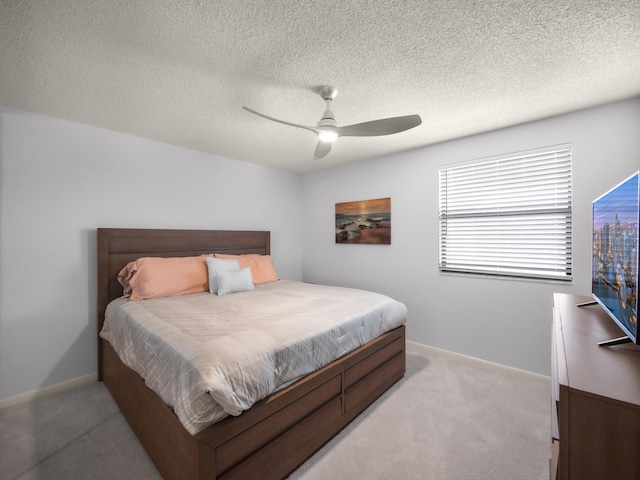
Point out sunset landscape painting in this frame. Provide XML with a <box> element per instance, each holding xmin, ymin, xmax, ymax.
<box><xmin>335</xmin><ymin>197</ymin><xmax>391</xmax><ymax>244</ymax></box>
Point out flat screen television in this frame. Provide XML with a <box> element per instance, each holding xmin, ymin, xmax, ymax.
<box><xmin>590</xmin><ymin>171</ymin><xmax>639</xmax><ymax>346</ymax></box>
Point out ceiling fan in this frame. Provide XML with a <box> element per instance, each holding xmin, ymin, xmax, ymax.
<box><xmin>243</xmin><ymin>86</ymin><xmax>422</xmax><ymax>159</ymax></box>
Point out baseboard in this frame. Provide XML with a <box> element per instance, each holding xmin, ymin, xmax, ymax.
<box><xmin>406</xmin><ymin>340</ymin><xmax>550</xmax><ymax>384</ymax></box>
<box><xmin>0</xmin><ymin>372</ymin><xmax>98</xmax><ymax>409</ymax></box>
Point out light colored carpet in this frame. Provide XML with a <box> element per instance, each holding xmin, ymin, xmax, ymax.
<box><xmin>292</xmin><ymin>346</ymin><xmax>550</xmax><ymax>479</ymax></box>
<box><xmin>1</xmin><ymin>345</ymin><xmax>550</xmax><ymax>479</ymax></box>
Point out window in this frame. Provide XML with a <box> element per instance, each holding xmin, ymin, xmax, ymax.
<box><xmin>439</xmin><ymin>145</ymin><xmax>572</xmax><ymax>281</ymax></box>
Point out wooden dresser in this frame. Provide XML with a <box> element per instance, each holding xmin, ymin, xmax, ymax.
<box><xmin>552</xmin><ymin>293</ymin><xmax>640</xmax><ymax>480</ymax></box>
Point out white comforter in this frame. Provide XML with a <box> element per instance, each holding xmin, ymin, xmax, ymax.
<box><xmin>100</xmin><ymin>279</ymin><xmax>407</xmax><ymax>435</ymax></box>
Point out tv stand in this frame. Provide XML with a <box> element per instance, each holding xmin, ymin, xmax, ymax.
<box><xmin>574</xmin><ymin>300</ymin><xmax>635</xmax><ymax>347</ymax></box>
<box><xmin>598</xmin><ymin>335</ymin><xmax>633</xmax><ymax>347</ymax></box>
<box><xmin>575</xmin><ymin>300</ymin><xmax>597</xmax><ymax>307</ymax></box>
<box><xmin>551</xmin><ymin>293</ymin><xmax>640</xmax><ymax>480</ymax></box>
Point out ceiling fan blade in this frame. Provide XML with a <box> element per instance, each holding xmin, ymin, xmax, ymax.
<box><xmin>243</xmin><ymin>107</ymin><xmax>320</xmax><ymax>135</ymax></box>
<box><xmin>314</xmin><ymin>140</ymin><xmax>332</xmax><ymax>159</ymax></box>
<box><xmin>336</xmin><ymin>114</ymin><xmax>422</xmax><ymax>137</ymax></box>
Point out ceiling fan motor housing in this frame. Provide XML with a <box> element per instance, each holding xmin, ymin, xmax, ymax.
<box><xmin>317</xmin><ymin>110</ymin><xmax>337</xmax><ymax>128</ymax></box>
<box><xmin>318</xmin><ymin>86</ymin><xmax>338</xmax><ymax>129</ymax></box>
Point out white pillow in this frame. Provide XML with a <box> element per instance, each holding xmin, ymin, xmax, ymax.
<box><xmin>216</xmin><ymin>267</ymin><xmax>255</xmax><ymax>296</ymax></box>
<box><xmin>206</xmin><ymin>257</ymin><xmax>240</xmax><ymax>294</ymax></box>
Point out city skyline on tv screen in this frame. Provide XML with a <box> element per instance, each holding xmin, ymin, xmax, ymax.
<box><xmin>592</xmin><ymin>172</ymin><xmax>639</xmax><ymax>341</ymax></box>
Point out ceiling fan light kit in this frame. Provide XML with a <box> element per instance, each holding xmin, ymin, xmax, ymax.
<box><xmin>243</xmin><ymin>86</ymin><xmax>421</xmax><ymax>159</ymax></box>
<box><xmin>318</xmin><ymin>130</ymin><xmax>338</xmax><ymax>142</ymax></box>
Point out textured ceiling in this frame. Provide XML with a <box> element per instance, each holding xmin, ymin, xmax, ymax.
<box><xmin>1</xmin><ymin>1</ymin><xmax>639</xmax><ymax>174</ymax></box>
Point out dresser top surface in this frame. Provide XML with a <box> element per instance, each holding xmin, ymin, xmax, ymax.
<box><xmin>554</xmin><ymin>292</ymin><xmax>640</xmax><ymax>406</ymax></box>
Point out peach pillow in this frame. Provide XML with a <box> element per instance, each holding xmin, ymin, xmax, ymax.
<box><xmin>214</xmin><ymin>254</ymin><xmax>278</xmax><ymax>285</ymax></box>
<box><xmin>117</xmin><ymin>255</ymin><xmax>210</xmax><ymax>300</ymax></box>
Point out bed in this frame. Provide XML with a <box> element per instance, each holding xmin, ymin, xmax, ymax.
<box><xmin>97</xmin><ymin>228</ymin><xmax>407</xmax><ymax>480</ymax></box>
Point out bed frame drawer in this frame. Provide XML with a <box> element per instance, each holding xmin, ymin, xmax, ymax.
<box><xmin>219</xmin><ymin>396</ymin><xmax>343</xmax><ymax>480</ymax></box>
<box><xmin>345</xmin><ymin>349</ymin><xmax>405</xmax><ymax>415</ymax></box>
<box><xmin>216</xmin><ymin>375</ymin><xmax>342</xmax><ymax>475</ymax></box>
<box><xmin>344</xmin><ymin>334</ymin><xmax>405</xmax><ymax>388</ymax></box>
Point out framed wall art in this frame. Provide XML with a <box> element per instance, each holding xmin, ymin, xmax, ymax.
<box><xmin>335</xmin><ymin>197</ymin><xmax>391</xmax><ymax>244</ymax></box>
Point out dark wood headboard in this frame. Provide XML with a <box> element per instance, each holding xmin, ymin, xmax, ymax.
<box><xmin>96</xmin><ymin>228</ymin><xmax>271</xmax><ymax>378</ymax></box>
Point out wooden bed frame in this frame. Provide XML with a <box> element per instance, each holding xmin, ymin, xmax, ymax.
<box><xmin>97</xmin><ymin>228</ymin><xmax>406</xmax><ymax>480</ymax></box>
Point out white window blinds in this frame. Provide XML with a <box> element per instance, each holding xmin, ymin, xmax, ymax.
<box><xmin>439</xmin><ymin>145</ymin><xmax>572</xmax><ymax>281</ymax></box>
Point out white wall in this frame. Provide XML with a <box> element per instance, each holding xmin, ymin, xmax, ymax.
<box><xmin>301</xmin><ymin>98</ymin><xmax>640</xmax><ymax>375</ymax></box>
<box><xmin>0</xmin><ymin>107</ymin><xmax>303</xmax><ymax>401</ymax></box>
